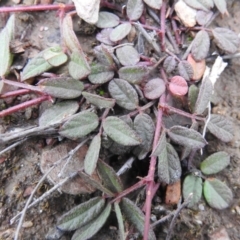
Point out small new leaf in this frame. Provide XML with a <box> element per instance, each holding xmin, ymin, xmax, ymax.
<box><xmin>103</xmin><ymin>116</ymin><xmax>141</xmax><ymax>146</ymax></box>
<box><xmin>127</xmin><ymin>0</ymin><xmax>144</xmax><ymax>21</ymax></box>
<box><xmin>203</xmin><ymin>178</ymin><xmax>233</xmax><ymax>209</ymax></box>
<box><xmin>57</xmin><ymin>197</ymin><xmax>105</xmax><ymax>231</ymax></box>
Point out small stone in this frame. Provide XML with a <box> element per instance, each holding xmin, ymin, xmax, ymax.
<box><xmin>235</xmin><ymin>205</ymin><xmax>240</xmax><ymax>215</ymax></box>
<box><xmin>198</xmin><ymin>204</ymin><xmax>205</xmax><ymax>211</ymax></box>
<box><xmin>209</xmin><ymin>227</ymin><xmax>230</xmax><ymax>240</ymax></box>
<box><xmin>44</xmin><ymin>26</ymin><xmax>49</xmax><ymax>31</ymax></box>
<box><xmin>22</xmin><ymin>221</ymin><xmax>33</xmax><ymax>228</ymax></box>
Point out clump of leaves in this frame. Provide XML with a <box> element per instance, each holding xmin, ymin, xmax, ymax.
<box><xmin>0</xmin><ymin>0</ymin><xmax>238</xmax><ymax>239</ymax></box>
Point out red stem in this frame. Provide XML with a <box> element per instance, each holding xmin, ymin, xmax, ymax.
<box><xmin>0</xmin><ymin>89</ymin><xmax>31</xmax><ymax>99</ymax></box>
<box><xmin>160</xmin><ymin>0</ymin><xmax>166</xmax><ymax>51</ymax></box>
<box><xmin>171</xmin><ymin>19</ymin><xmax>182</xmax><ymax>45</ymax></box>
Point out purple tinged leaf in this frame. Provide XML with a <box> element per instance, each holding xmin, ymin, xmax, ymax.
<box><xmin>118</xmin><ymin>65</ymin><xmax>149</xmax><ymax>84</ymax></box>
<box><xmin>94</xmin><ymin>45</ymin><xmax>115</xmax><ymax>67</ymax></box>
<box><xmin>163</xmin><ymin>56</ymin><xmax>177</xmax><ymax>73</ymax></box>
<box><xmin>207</xmin><ymin>114</ymin><xmax>234</xmax><ymax>142</ymax></box>
<box><xmin>38</xmin><ymin>77</ymin><xmax>84</xmax><ymax>99</ymax></box>
<box><xmin>82</xmin><ymin>92</ymin><xmax>115</xmax><ymax>109</ymax></box>
<box><xmin>96</xmin><ymin>11</ymin><xmax>120</xmax><ymax>28</ymax></box>
<box><xmin>203</xmin><ymin>178</ymin><xmax>233</xmax><ymax>210</ymax></box>
<box><xmin>158</xmin><ymin>143</ymin><xmax>182</xmax><ymax>184</ymax></box>
<box><xmin>72</xmin><ymin>204</ymin><xmax>112</xmax><ymax>240</ymax></box>
<box><xmin>57</xmin><ymin>197</ymin><xmax>105</xmax><ymax>231</ymax></box>
<box><xmin>116</xmin><ymin>45</ymin><xmax>140</xmax><ymax>66</ymax></box>
<box><xmin>194</xmin><ymin>77</ymin><xmax>213</xmax><ymax>114</ymax></box>
<box><xmin>152</xmin><ymin>131</ymin><xmax>167</xmax><ymax>156</ymax></box>
<box><xmin>191</xmin><ymin>30</ymin><xmax>210</xmax><ymax>61</ymax></box>
<box><xmin>178</xmin><ymin>61</ymin><xmax>193</xmax><ymax>81</ymax></box>
<box><xmin>39</xmin><ymin>101</ymin><xmax>79</xmax><ymax>127</ymax></box>
<box><xmin>143</xmin><ymin>0</ymin><xmax>162</xmax><ymax>9</ymax></box>
<box><xmin>96</xmin><ymin>29</ymin><xmax>115</xmax><ymax>46</ymax></box>
<box><xmin>196</xmin><ymin>10</ymin><xmax>213</xmax><ymax>26</ymax></box>
<box><xmin>169</xmin><ymin>76</ymin><xmax>188</xmax><ymax>96</ymax></box>
<box><xmin>213</xmin><ymin>0</ymin><xmax>227</xmax><ymax>14</ymax></box>
<box><xmin>127</xmin><ymin>0</ymin><xmax>144</xmax><ymax>21</ymax></box>
<box><xmin>114</xmin><ymin>203</ymin><xmax>125</xmax><ymax>240</ymax></box>
<box><xmin>120</xmin><ymin>198</ymin><xmax>156</xmax><ymax>240</ymax></box>
<box><xmin>97</xmin><ymin>159</ymin><xmax>123</xmax><ymax>193</ymax></box>
<box><xmin>183</xmin><ymin>175</ymin><xmax>203</xmax><ymax>208</ymax></box>
<box><xmin>144</xmin><ymin>78</ymin><xmax>166</xmax><ymax>99</ymax></box>
<box><xmin>168</xmin><ymin>126</ymin><xmax>207</xmax><ymax>149</ymax></box>
<box><xmin>103</xmin><ymin>116</ymin><xmax>141</xmax><ymax>146</ymax></box>
<box><xmin>109</xmin><ymin>23</ymin><xmax>132</xmax><ymax>42</ymax></box>
<box><xmin>200</xmin><ymin>151</ymin><xmax>230</xmax><ymax>175</ymax></box>
<box><xmin>108</xmin><ymin>78</ymin><xmax>139</xmax><ymax>110</ymax></box>
<box><xmin>212</xmin><ymin>28</ymin><xmax>239</xmax><ymax>54</ymax></box>
<box><xmin>183</xmin><ymin>0</ymin><xmax>209</xmax><ymax>11</ymax></box>
<box><xmin>59</xmin><ymin>111</ymin><xmax>99</xmax><ymax>140</ymax></box>
<box><xmin>84</xmin><ymin>134</ymin><xmax>101</xmax><ymax>175</ymax></box>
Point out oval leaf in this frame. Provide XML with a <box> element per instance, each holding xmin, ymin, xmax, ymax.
<box><xmin>84</xmin><ymin>134</ymin><xmax>101</xmax><ymax>175</ymax></box>
<box><xmin>183</xmin><ymin>175</ymin><xmax>203</xmax><ymax>208</ymax></box>
<box><xmin>187</xmin><ymin>54</ymin><xmax>206</xmax><ymax>81</ymax></box>
<box><xmin>203</xmin><ymin>178</ymin><xmax>233</xmax><ymax>209</ymax></box>
<box><xmin>97</xmin><ymin>159</ymin><xmax>123</xmax><ymax>193</ymax></box>
<box><xmin>178</xmin><ymin>61</ymin><xmax>193</xmax><ymax>81</ymax></box>
<box><xmin>103</xmin><ymin>116</ymin><xmax>141</xmax><ymax>146</ymax></box>
<box><xmin>94</xmin><ymin>45</ymin><xmax>115</xmax><ymax>67</ymax></box>
<box><xmin>169</xmin><ymin>76</ymin><xmax>188</xmax><ymax>96</ymax></box>
<box><xmin>188</xmin><ymin>84</ymin><xmax>199</xmax><ymax>112</ymax></box>
<box><xmin>207</xmin><ymin>114</ymin><xmax>234</xmax><ymax>142</ymax></box>
<box><xmin>72</xmin><ymin>203</ymin><xmax>112</xmax><ymax>240</ymax></box>
<box><xmin>109</xmin><ymin>23</ymin><xmax>132</xmax><ymax>42</ymax></box>
<box><xmin>59</xmin><ymin>111</ymin><xmax>99</xmax><ymax>140</ymax></box>
<box><xmin>43</xmin><ymin>48</ymin><xmax>68</xmax><ymax>67</ymax></box>
<box><xmin>144</xmin><ymin>78</ymin><xmax>166</xmax><ymax>99</ymax></box>
<box><xmin>183</xmin><ymin>0</ymin><xmax>209</xmax><ymax>11</ymax></box>
<box><xmin>114</xmin><ymin>203</ymin><xmax>125</xmax><ymax>240</ymax></box>
<box><xmin>120</xmin><ymin>198</ymin><xmax>156</xmax><ymax>240</ymax></box>
<box><xmin>39</xmin><ymin>101</ymin><xmax>79</xmax><ymax>127</ymax></box>
<box><xmin>57</xmin><ymin>197</ymin><xmax>105</xmax><ymax>231</ymax></box>
<box><xmin>213</xmin><ymin>0</ymin><xmax>227</xmax><ymax>14</ymax></box>
<box><xmin>191</xmin><ymin>30</ymin><xmax>210</xmax><ymax>61</ymax></box>
<box><xmin>168</xmin><ymin>126</ymin><xmax>207</xmax><ymax>149</ymax></box>
<box><xmin>38</xmin><ymin>77</ymin><xmax>84</xmax><ymax>99</ymax></box>
<box><xmin>163</xmin><ymin>56</ymin><xmax>177</xmax><ymax>73</ymax></box>
<box><xmin>108</xmin><ymin>78</ymin><xmax>139</xmax><ymax>110</ymax></box>
<box><xmin>143</xmin><ymin>0</ymin><xmax>162</xmax><ymax>9</ymax></box>
<box><xmin>96</xmin><ymin>28</ymin><xmax>115</xmax><ymax>46</ymax></box>
<box><xmin>200</xmin><ymin>151</ymin><xmax>230</xmax><ymax>175</ymax></box>
<box><xmin>152</xmin><ymin>131</ymin><xmax>167</xmax><ymax>156</ymax></box>
<box><xmin>158</xmin><ymin>143</ymin><xmax>182</xmax><ymax>184</ymax></box>
<box><xmin>116</xmin><ymin>45</ymin><xmax>140</xmax><ymax>66</ymax></box>
<box><xmin>96</xmin><ymin>12</ymin><xmax>120</xmax><ymax>28</ymax></box>
<box><xmin>127</xmin><ymin>0</ymin><xmax>144</xmax><ymax>21</ymax></box>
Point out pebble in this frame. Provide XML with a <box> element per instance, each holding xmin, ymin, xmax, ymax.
<box><xmin>209</xmin><ymin>227</ymin><xmax>230</xmax><ymax>240</ymax></box>
<box><xmin>22</xmin><ymin>221</ymin><xmax>33</xmax><ymax>228</ymax></box>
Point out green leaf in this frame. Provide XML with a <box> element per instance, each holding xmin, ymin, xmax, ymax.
<box><xmin>88</xmin><ymin>63</ymin><xmax>114</xmax><ymax>84</ymax></box>
<box><xmin>96</xmin><ymin>11</ymin><xmax>120</xmax><ymax>28</ymax></box>
<box><xmin>108</xmin><ymin>78</ymin><xmax>139</xmax><ymax>110</ymax></box>
<box><xmin>158</xmin><ymin>143</ymin><xmax>182</xmax><ymax>184</ymax></box>
<box><xmin>103</xmin><ymin>116</ymin><xmax>141</xmax><ymax>146</ymax></box>
<box><xmin>97</xmin><ymin>159</ymin><xmax>123</xmax><ymax>194</ymax></box>
<box><xmin>116</xmin><ymin>45</ymin><xmax>140</xmax><ymax>66</ymax></box>
<box><xmin>188</xmin><ymin>84</ymin><xmax>199</xmax><ymax>112</ymax></box>
<box><xmin>152</xmin><ymin>131</ymin><xmax>167</xmax><ymax>156</ymax></box>
<box><xmin>69</xmin><ymin>51</ymin><xmax>91</xmax><ymax>80</ymax></box>
<box><xmin>168</xmin><ymin>126</ymin><xmax>207</xmax><ymax>149</ymax></box>
<box><xmin>194</xmin><ymin>77</ymin><xmax>213</xmax><ymax>114</ymax></box>
<box><xmin>84</xmin><ymin>134</ymin><xmax>101</xmax><ymax>175</ymax></box>
<box><xmin>183</xmin><ymin>175</ymin><xmax>203</xmax><ymax>208</ymax></box>
<box><xmin>177</xmin><ymin>61</ymin><xmax>193</xmax><ymax>81</ymax></box>
<box><xmin>109</xmin><ymin>23</ymin><xmax>132</xmax><ymax>42</ymax></box>
<box><xmin>38</xmin><ymin>77</ymin><xmax>84</xmax><ymax>99</ymax></box>
<box><xmin>203</xmin><ymin>178</ymin><xmax>233</xmax><ymax>209</ymax></box>
<box><xmin>143</xmin><ymin>78</ymin><xmax>166</xmax><ymax>99</ymax></box>
<box><xmin>0</xmin><ymin>14</ymin><xmax>15</xmax><ymax>77</ymax></box>
<box><xmin>207</xmin><ymin>114</ymin><xmax>234</xmax><ymax>142</ymax></box>
<box><xmin>143</xmin><ymin>0</ymin><xmax>162</xmax><ymax>9</ymax></box>
<box><xmin>118</xmin><ymin>65</ymin><xmax>149</xmax><ymax>84</ymax></box>
<box><xmin>94</xmin><ymin>44</ymin><xmax>115</xmax><ymax>67</ymax></box>
<box><xmin>120</xmin><ymin>198</ymin><xmax>156</xmax><ymax>240</ymax></box>
<box><xmin>82</xmin><ymin>92</ymin><xmax>115</xmax><ymax>109</ymax></box>
<box><xmin>127</xmin><ymin>0</ymin><xmax>144</xmax><ymax>21</ymax></box>
<box><xmin>59</xmin><ymin>111</ymin><xmax>99</xmax><ymax>140</ymax></box>
<box><xmin>114</xmin><ymin>203</ymin><xmax>125</xmax><ymax>240</ymax></box>
<box><xmin>183</xmin><ymin>0</ymin><xmax>209</xmax><ymax>11</ymax></box>
<box><xmin>163</xmin><ymin>56</ymin><xmax>177</xmax><ymax>73</ymax></box>
<box><xmin>200</xmin><ymin>151</ymin><xmax>230</xmax><ymax>175</ymax></box>
<box><xmin>57</xmin><ymin>197</ymin><xmax>105</xmax><ymax>231</ymax></box>
<box><xmin>72</xmin><ymin>203</ymin><xmax>112</xmax><ymax>240</ymax></box>
<box><xmin>43</xmin><ymin>47</ymin><xmax>68</xmax><ymax>67</ymax></box>
<box><xmin>39</xmin><ymin>101</ymin><xmax>79</xmax><ymax>127</ymax></box>
<box><xmin>213</xmin><ymin>0</ymin><xmax>227</xmax><ymax>14</ymax></box>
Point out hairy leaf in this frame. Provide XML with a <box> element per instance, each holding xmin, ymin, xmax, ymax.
<box><xmin>152</xmin><ymin>131</ymin><xmax>167</xmax><ymax>156</ymax></box>
<box><xmin>39</xmin><ymin>101</ymin><xmax>79</xmax><ymax>127</ymax></box>
<box><xmin>82</xmin><ymin>92</ymin><xmax>115</xmax><ymax>109</ymax></box>
<box><xmin>118</xmin><ymin>65</ymin><xmax>149</xmax><ymax>84</ymax></box>
<box><xmin>213</xmin><ymin>0</ymin><xmax>227</xmax><ymax>14</ymax></box>
<box><xmin>59</xmin><ymin>111</ymin><xmax>99</xmax><ymax>140</ymax></box>
<box><xmin>200</xmin><ymin>151</ymin><xmax>230</xmax><ymax>175</ymax></box>
<box><xmin>168</xmin><ymin>126</ymin><xmax>207</xmax><ymax>149</ymax></box>
<box><xmin>103</xmin><ymin>116</ymin><xmax>141</xmax><ymax>146</ymax></box>
<box><xmin>143</xmin><ymin>0</ymin><xmax>162</xmax><ymax>9</ymax></box>
<box><xmin>96</xmin><ymin>11</ymin><xmax>120</xmax><ymax>28</ymax></box>
<box><xmin>38</xmin><ymin>77</ymin><xmax>84</xmax><ymax>99</ymax></box>
<box><xmin>163</xmin><ymin>56</ymin><xmax>177</xmax><ymax>73</ymax></box>
<box><xmin>96</xmin><ymin>29</ymin><xmax>115</xmax><ymax>46</ymax></box>
<box><xmin>207</xmin><ymin>114</ymin><xmax>234</xmax><ymax>142</ymax></box>
<box><xmin>196</xmin><ymin>10</ymin><xmax>213</xmax><ymax>26</ymax></box>
<box><xmin>57</xmin><ymin>197</ymin><xmax>105</xmax><ymax>231</ymax></box>
<box><xmin>114</xmin><ymin>203</ymin><xmax>125</xmax><ymax>240</ymax></box>
<box><xmin>183</xmin><ymin>0</ymin><xmax>209</xmax><ymax>11</ymax></box>
<box><xmin>120</xmin><ymin>198</ymin><xmax>156</xmax><ymax>240</ymax></box>
<box><xmin>188</xmin><ymin>84</ymin><xmax>199</xmax><ymax>112</ymax></box>
<box><xmin>143</xmin><ymin>78</ymin><xmax>166</xmax><ymax>99</ymax></box>
<box><xmin>178</xmin><ymin>61</ymin><xmax>193</xmax><ymax>81</ymax></box>
<box><xmin>127</xmin><ymin>0</ymin><xmax>144</xmax><ymax>21</ymax></box>
<box><xmin>191</xmin><ymin>30</ymin><xmax>210</xmax><ymax>61</ymax></box>
<box><xmin>194</xmin><ymin>77</ymin><xmax>213</xmax><ymax>114</ymax></box>
<box><xmin>110</xmin><ymin>23</ymin><xmax>132</xmax><ymax>42</ymax></box>
<box><xmin>97</xmin><ymin>159</ymin><xmax>123</xmax><ymax>193</ymax></box>
<box><xmin>169</xmin><ymin>76</ymin><xmax>188</xmax><ymax>96</ymax></box>
<box><xmin>72</xmin><ymin>203</ymin><xmax>112</xmax><ymax>240</ymax></box>
<box><xmin>84</xmin><ymin>134</ymin><xmax>101</xmax><ymax>175</ymax></box>
<box><xmin>203</xmin><ymin>178</ymin><xmax>233</xmax><ymax>209</ymax></box>
<box><xmin>212</xmin><ymin>28</ymin><xmax>239</xmax><ymax>54</ymax></box>
<box><xmin>43</xmin><ymin>48</ymin><xmax>67</xmax><ymax>67</ymax></box>
<box><xmin>108</xmin><ymin>78</ymin><xmax>139</xmax><ymax>110</ymax></box>
<box><xmin>116</xmin><ymin>45</ymin><xmax>140</xmax><ymax>66</ymax></box>
<box><xmin>183</xmin><ymin>175</ymin><xmax>203</xmax><ymax>208</ymax></box>
<box><xmin>94</xmin><ymin>45</ymin><xmax>115</xmax><ymax>67</ymax></box>
<box><xmin>198</xmin><ymin>0</ymin><xmax>214</xmax><ymax>9</ymax></box>
<box><xmin>158</xmin><ymin>143</ymin><xmax>182</xmax><ymax>184</ymax></box>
